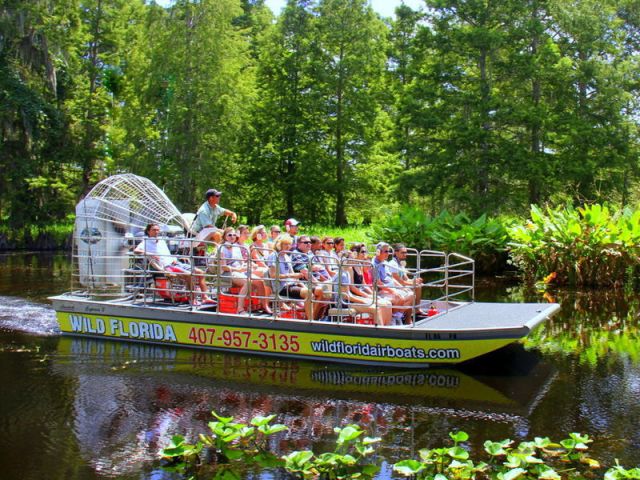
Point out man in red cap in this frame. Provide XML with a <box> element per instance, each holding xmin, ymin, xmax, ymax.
<box><xmin>192</xmin><ymin>189</ymin><xmax>237</xmax><ymax>234</ymax></box>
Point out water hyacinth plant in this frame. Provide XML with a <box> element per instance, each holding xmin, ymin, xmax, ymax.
<box><xmin>509</xmin><ymin>204</ymin><xmax>640</xmax><ymax>287</ymax></box>
<box><xmin>393</xmin><ymin>432</ymin><xmax>604</xmax><ymax>480</ymax></box>
<box><xmin>282</xmin><ymin>424</ymin><xmax>381</xmax><ymax>479</ymax></box>
<box><xmin>159</xmin><ymin>411</ymin><xmax>288</xmax><ymax>476</ymax></box>
<box><xmin>158</xmin><ymin>413</ymin><xmax>639</xmax><ymax>480</ymax></box>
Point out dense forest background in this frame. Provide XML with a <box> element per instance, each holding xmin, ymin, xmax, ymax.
<box><xmin>1</xmin><ymin>0</ymin><xmax>640</xmax><ymax>229</ymax></box>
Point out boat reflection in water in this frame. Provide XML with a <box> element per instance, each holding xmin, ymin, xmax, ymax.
<box><xmin>54</xmin><ymin>337</ymin><xmax>556</xmax><ymax>476</ymax></box>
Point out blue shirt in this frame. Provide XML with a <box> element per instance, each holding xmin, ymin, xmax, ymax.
<box><xmin>372</xmin><ymin>257</ymin><xmax>394</xmax><ymax>287</ymax></box>
<box><xmin>192</xmin><ymin>202</ymin><xmax>225</xmax><ymax>233</ymax></box>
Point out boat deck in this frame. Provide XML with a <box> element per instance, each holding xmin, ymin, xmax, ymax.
<box><xmin>415</xmin><ymin>302</ymin><xmax>560</xmax><ymax>332</ymax></box>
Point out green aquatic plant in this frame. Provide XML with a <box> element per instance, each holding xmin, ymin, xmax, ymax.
<box><xmin>509</xmin><ymin>204</ymin><xmax>640</xmax><ymax>286</ymax></box>
<box><xmin>283</xmin><ymin>424</ymin><xmax>381</xmax><ymax>479</ymax></box>
<box><xmin>605</xmin><ymin>462</ymin><xmax>640</xmax><ymax>480</ymax></box>
<box><xmin>159</xmin><ymin>410</ymin><xmax>288</xmax><ymax>476</ymax></box>
<box><xmin>394</xmin><ymin>431</ymin><xmax>603</xmax><ymax>480</ymax></box>
<box><xmin>159</xmin><ymin>416</ymin><xmax>637</xmax><ymax>480</ymax></box>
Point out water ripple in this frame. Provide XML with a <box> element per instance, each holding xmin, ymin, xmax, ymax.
<box><xmin>0</xmin><ymin>295</ymin><xmax>59</xmax><ymax>335</ymax></box>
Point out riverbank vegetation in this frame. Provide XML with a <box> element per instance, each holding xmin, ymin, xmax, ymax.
<box><xmin>158</xmin><ymin>411</ymin><xmax>639</xmax><ymax>479</ymax></box>
<box><xmin>509</xmin><ymin>205</ymin><xmax>640</xmax><ymax>287</ymax></box>
<box><xmin>3</xmin><ymin>0</ymin><xmax>640</xmax><ymax>231</ymax></box>
<box><xmin>4</xmin><ymin>202</ymin><xmax>640</xmax><ymax>286</ymax></box>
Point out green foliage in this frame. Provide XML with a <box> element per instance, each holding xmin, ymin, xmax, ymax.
<box><xmin>605</xmin><ymin>462</ymin><xmax>640</xmax><ymax>480</ymax></box>
<box><xmin>159</xmin><ymin>418</ymin><xmax>637</xmax><ymax>480</ymax></box>
<box><xmin>0</xmin><ymin>220</ymin><xmax>74</xmax><ymax>249</ymax></box>
<box><xmin>394</xmin><ymin>431</ymin><xmax>603</xmax><ymax>480</ymax></box>
<box><xmin>282</xmin><ymin>424</ymin><xmax>381</xmax><ymax>479</ymax></box>
<box><xmin>509</xmin><ymin>204</ymin><xmax>640</xmax><ymax>286</ymax></box>
<box><xmin>3</xmin><ymin>0</ymin><xmax>640</xmax><ymax>230</ymax></box>
<box><xmin>369</xmin><ymin>206</ymin><xmax>511</xmax><ymax>272</ymax></box>
<box><xmin>159</xmin><ymin>410</ymin><xmax>288</xmax><ymax>477</ymax></box>
<box><xmin>302</xmin><ymin>225</ymin><xmax>372</xmax><ymax>245</ymax></box>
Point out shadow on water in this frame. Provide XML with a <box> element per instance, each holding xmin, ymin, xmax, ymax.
<box><xmin>0</xmin><ymin>253</ymin><xmax>639</xmax><ymax>479</ymax></box>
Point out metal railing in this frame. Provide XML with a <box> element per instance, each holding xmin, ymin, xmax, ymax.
<box><xmin>70</xmin><ymin>234</ymin><xmax>475</xmax><ymax>325</ymax></box>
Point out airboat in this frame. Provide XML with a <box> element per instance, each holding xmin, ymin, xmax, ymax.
<box><xmin>50</xmin><ymin>174</ymin><xmax>560</xmax><ymax>368</ymax></box>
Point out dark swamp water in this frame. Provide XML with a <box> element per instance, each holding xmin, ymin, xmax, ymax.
<box><xmin>0</xmin><ymin>252</ymin><xmax>638</xmax><ymax>479</ymax></box>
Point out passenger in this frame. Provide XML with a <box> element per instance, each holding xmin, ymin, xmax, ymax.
<box><xmin>219</xmin><ymin>227</ymin><xmax>271</xmax><ymax>314</ymax></box>
<box><xmin>284</xmin><ymin>218</ymin><xmax>301</xmax><ymax>248</ymax></box>
<box><xmin>316</xmin><ymin>236</ymin><xmax>339</xmax><ymax>278</ymax></box>
<box><xmin>134</xmin><ymin>223</ymin><xmax>213</xmax><ymax>305</ymax></box>
<box><xmin>268</xmin><ymin>225</ymin><xmax>281</xmax><ymax>247</ymax></box>
<box><xmin>268</xmin><ymin>234</ymin><xmax>323</xmax><ymax>320</ymax></box>
<box><xmin>350</xmin><ymin>243</ymin><xmax>374</xmax><ymax>285</ymax></box>
<box><xmin>291</xmin><ymin>235</ymin><xmax>329</xmax><ymax>281</ymax></box>
<box><xmin>339</xmin><ymin>252</ymin><xmax>392</xmax><ymax>326</ymax></box>
<box><xmin>371</xmin><ymin>242</ymin><xmax>415</xmax><ymax>324</ymax></box>
<box><xmin>349</xmin><ymin>244</ymin><xmax>373</xmax><ymax>295</ymax></box>
<box><xmin>389</xmin><ymin>243</ymin><xmax>424</xmax><ymax>306</ymax></box>
<box><xmin>249</xmin><ymin>225</ymin><xmax>271</xmax><ymax>276</ymax></box>
<box><xmin>191</xmin><ymin>189</ymin><xmax>237</xmax><ymax>234</ymax></box>
<box><xmin>237</xmin><ymin>224</ymin><xmax>250</xmax><ymax>260</ymax></box>
<box><xmin>334</xmin><ymin>237</ymin><xmax>346</xmax><ymax>258</ymax></box>
<box><xmin>291</xmin><ymin>235</ymin><xmax>333</xmax><ymax>301</ymax></box>
<box><xmin>250</xmin><ymin>225</ymin><xmax>273</xmax><ymax>308</ymax></box>
<box><xmin>309</xmin><ymin>236</ymin><xmax>322</xmax><ymax>255</ymax></box>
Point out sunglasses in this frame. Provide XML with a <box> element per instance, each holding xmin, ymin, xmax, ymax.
<box><xmin>299</xmin><ymin>241</ymin><xmax>311</xmax><ymax>244</ymax></box>
<box><xmin>325</xmin><ymin>241</ymin><xmax>335</xmax><ymax>245</ymax></box>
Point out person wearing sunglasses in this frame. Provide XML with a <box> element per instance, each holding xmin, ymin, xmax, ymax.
<box><xmin>219</xmin><ymin>227</ymin><xmax>271</xmax><ymax>314</ymax></box>
<box><xmin>267</xmin><ymin>234</ymin><xmax>324</xmax><ymax>319</ymax></box>
<box><xmin>191</xmin><ymin>188</ymin><xmax>237</xmax><ymax>234</ymax></box>
<box><xmin>371</xmin><ymin>242</ymin><xmax>415</xmax><ymax>324</ymax></box>
<box><xmin>349</xmin><ymin>243</ymin><xmax>374</xmax><ymax>294</ymax></box>
<box><xmin>134</xmin><ymin>223</ymin><xmax>213</xmax><ymax>305</ymax></box>
<box><xmin>339</xmin><ymin>251</ymin><xmax>392</xmax><ymax>326</ymax></box>
<box><xmin>291</xmin><ymin>235</ymin><xmax>334</xmax><ymax>306</ymax></box>
<box><xmin>316</xmin><ymin>236</ymin><xmax>339</xmax><ymax>278</ymax></box>
<box><xmin>388</xmin><ymin>243</ymin><xmax>424</xmax><ymax>304</ymax></box>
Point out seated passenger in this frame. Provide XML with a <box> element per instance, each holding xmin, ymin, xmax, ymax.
<box><xmin>292</xmin><ymin>235</ymin><xmax>333</xmax><ymax>300</ymax></box>
<box><xmin>268</xmin><ymin>225</ymin><xmax>281</xmax><ymax>249</ymax></box>
<box><xmin>250</xmin><ymin>225</ymin><xmax>272</xmax><ymax>272</ymax></box>
<box><xmin>389</xmin><ymin>243</ymin><xmax>424</xmax><ymax>306</ymax></box>
<box><xmin>371</xmin><ymin>242</ymin><xmax>416</xmax><ymax>324</ymax></box>
<box><xmin>134</xmin><ymin>223</ymin><xmax>213</xmax><ymax>305</ymax></box>
<box><xmin>316</xmin><ymin>236</ymin><xmax>339</xmax><ymax>277</ymax></box>
<box><xmin>219</xmin><ymin>227</ymin><xmax>271</xmax><ymax>314</ymax></box>
<box><xmin>339</xmin><ymin>252</ymin><xmax>392</xmax><ymax>326</ymax></box>
<box><xmin>334</xmin><ymin>237</ymin><xmax>346</xmax><ymax>258</ymax></box>
<box><xmin>249</xmin><ymin>225</ymin><xmax>273</xmax><ymax>298</ymax></box>
<box><xmin>267</xmin><ymin>234</ymin><xmax>323</xmax><ymax>319</ymax></box>
<box><xmin>349</xmin><ymin>243</ymin><xmax>374</xmax><ymax>294</ymax></box>
<box><xmin>237</xmin><ymin>225</ymin><xmax>250</xmax><ymax>259</ymax></box>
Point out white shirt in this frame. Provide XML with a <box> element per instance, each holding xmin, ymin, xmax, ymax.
<box><xmin>135</xmin><ymin>238</ymin><xmax>174</xmax><ymax>268</ymax></box>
